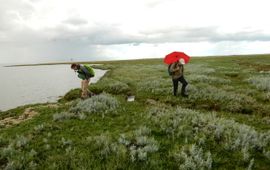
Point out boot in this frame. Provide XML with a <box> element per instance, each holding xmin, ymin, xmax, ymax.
<box><xmin>181</xmin><ymin>87</ymin><xmax>188</xmax><ymax>97</ymax></box>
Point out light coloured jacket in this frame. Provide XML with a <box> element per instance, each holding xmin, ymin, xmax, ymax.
<box><xmin>170</xmin><ymin>62</ymin><xmax>184</xmax><ymax>79</ymax></box>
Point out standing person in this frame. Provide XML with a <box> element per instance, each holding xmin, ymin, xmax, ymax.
<box><xmin>169</xmin><ymin>59</ymin><xmax>188</xmax><ymax>97</ymax></box>
<box><xmin>71</xmin><ymin>63</ymin><xmax>95</xmax><ymax>99</ymax></box>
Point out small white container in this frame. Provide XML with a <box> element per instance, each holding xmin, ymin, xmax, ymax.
<box><xmin>127</xmin><ymin>96</ymin><xmax>135</xmax><ymax>102</ymax></box>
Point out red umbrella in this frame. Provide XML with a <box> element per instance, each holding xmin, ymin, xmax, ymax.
<box><xmin>164</xmin><ymin>51</ymin><xmax>190</xmax><ymax>65</ymax></box>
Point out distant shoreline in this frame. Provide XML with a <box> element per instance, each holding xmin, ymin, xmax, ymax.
<box><xmin>4</xmin><ymin>53</ymin><xmax>270</xmax><ymax>67</ymax></box>
<box><xmin>4</xmin><ymin>58</ymin><xmax>162</xmax><ymax>67</ymax></box>
<box><xmin>4</xmin><ymin>61</ymin><xmax>102</xmax><ymax>67</ymax></box>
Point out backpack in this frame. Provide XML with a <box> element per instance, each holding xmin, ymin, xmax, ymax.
<box><xmin>168</xmin><ymin>64</ymin><xmax>173</xmax><ymax>76</ymax></box>
<box><xmin>83</xmin><ymin>64</ymin><xmax>95</xmax><ymax>78</ymax></box>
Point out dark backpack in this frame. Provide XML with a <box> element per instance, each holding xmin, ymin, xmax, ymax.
<box><xmin>168</xmin><ymin>64</ymin><xmax>173</xmax><ymax>76</ymax></box>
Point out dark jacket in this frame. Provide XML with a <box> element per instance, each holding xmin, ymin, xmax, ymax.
<box><xmin>170</xmin><ymin>62</ymin><xmax>184</xmax><ymax>79</ymax></box>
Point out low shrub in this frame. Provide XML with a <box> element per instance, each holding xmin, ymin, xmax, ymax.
<box><xmin>186</xmin><ymin>64</ymin><xmax>215</xmax><ymax>74</ymax></box>
<box><xmin>188</xmin><ymin>75</ymin><xmax>231</xmax><ymax>84</ymax></box>
<box><xmin>70</xmin><ymin>93</ymin><xmax>119</xmax><ymax>116</ymax></box>
<box><xmin>137</xmin><ymin>78</ymin><xmax>171</xmax><ymax>95</ymax></box>
<box><xmin>173</xmin><ymin>144</ymin><xmax>212</xmax><ymax>170</ymax></box>
<box><xmin>188</xmin><ymin>85</ymin><xmax>256</xmax><ymax>113</ymax></box>
<box><xmin>0</xmin><ymin>135</ymin><xmax>36</xmax><ymax>169</ymax></box>
<box><xmin>86</xmin><ymin>127</ymin><xmax>159</xmax><ymax>163</ymax></box>
<box><xmin>225</xmin><ymin>72</ymin><xmax>239</xmax><ymax>78</ymax></box>
<box><xmin>96</xmin><ymin>78</ymin><xmax>131</xmax><ymax>95</ymax></box>
<box><xmin>263</xmin><ymin>92</ymin><xmax>270</xmax><ymax>102</ymax></box>
<box><xmin>14</xmin><ymin>135</ymin><xmax>29</xmax><ymax>148</ymax></box>
<box><xmin>60</xmin><ymin>89</ymin><xmax>80</xmax><ymax>102</ymax></box>
<box><xmin>247</xmin><ymin>76</ymin><xmax>270</xmax><ymax>91</ymax></box>
<box><xmin>118</xmin><ymin>126</ymin><xmax>159</xmax><ymax>162</ymax></box>
<box><xmin>86</xmin><ymin>134</ymin><xmax>118</xmax><ymax>159</ymax></box>
<box><xmin>105</xmin><ymin>81</ymin><xmax>130</xmax><ymax>94</ymax></box>
<box><xmin>148</xmin><ymin>106</ymin><xmax>270</xmax><ymax>164</ymax></box>
<box><xmin>60</xmin><ymin>137</ymin><xmax>73</xmax><ymax>148</ymax></box>
<box><xmin>34</xmin><ymin>124</ymin><xmax>46</xmax><ymax>133</ymax></box>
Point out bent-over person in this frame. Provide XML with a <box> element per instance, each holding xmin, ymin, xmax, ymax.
<box><xmin>71</xmin><ymin>63</ymin><xmax>95</xmax><ymax>99</ymax></box>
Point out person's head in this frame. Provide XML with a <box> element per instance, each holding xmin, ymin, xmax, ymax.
<box><xmin>179</xmin><ymin>58</ymin><xmax>185</xmax><ymax>65</ymax></box>
<box><xmin>71</xmin><ymin>63</ymin><xmax>80</xmax><ymax>70</ymax></box>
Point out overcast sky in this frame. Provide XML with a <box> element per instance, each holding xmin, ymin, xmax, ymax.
<box><xmin>0</xmin><ymin>0</ymin><xmax>270</xmax><ymax>63</ymax></box>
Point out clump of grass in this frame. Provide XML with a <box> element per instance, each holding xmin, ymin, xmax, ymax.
<box><xmin>0</xmin><ymin>135</ymin><xmax>39</xmax><ymax>169</ymax></box>
<box><xmin>86</xmin><ymin>134</ymin><xmax>119</xmax><ymax>159</ymax></box>
<box><xmin>188</xmin><ymin>75</ymin><xmax>231</xmax><ymax>84</ymax></box>
<box><xmin>247</xmin><ymin>76</ymin><xmax>270</xmax><ymax>91</ymax></box>
<box><xmin>105</xmin><ymin>80</ymin><xmax>130</xmax><ymax>94</ymax></box>
<box><xmin>60</xmin><ymin>137</ymin><xmax>72</xmax><ymax>148</ymax></box>
<box><xmin>15</xmin><ymin>135</ymin><xmax>29</xmax><ymax>148</ymax></box>
<box><xmin>173</xmin><ymin>144</ymin><xmax>212</xmax><ymax>170</ymax></box>
<box><xmin>1</xmin><ymin>144</ymin><xmax>17</xmax><ymax>160</ymax></box>
<box><xmin>188</xmin><ymin>84</ymin><xmax>255</xmax><ymax>113</ymax></box>
<box><xmin>53</xmin><ymin>112</ymin><xmax>77</xmax><ymax>122</ymax></box>
<box><xmin>247</xmin><ymin>158</ymin><xmax>254</xmax><ymax>170</ymax></box>
<box><xmin>186</xmin><ymin>64</ymin><xmax>215</xmax><ymax>74</ymax></box>
<box><xmin>224</xmin><ymin>72</ymin><xmax>239</xmax><ymax>78</ymax></box>
<box><xmin>96</xmin><ymin>78</ymin><xmax>131</xmax><ymax>95</ymax></box>
<box><xmin>60</xmin><ymin>88</ymin><xmax>81</xmax><ymax>102</ymax></box>
<box><xmin>263</xmin><ymin>150</ymin><xmax>270</xmax><ymax>160</ymax></box>
<box><xmin>0</xmin><ymin>136</ymin><xmax>8</xmax><ymax>147</ymax></box>
<box><xmin>4</xmin><ymin>160</ymin><xmax>22</xmax><ymax>170</ymax></box>
<box><xmin>86</xmin><ymin>127</ymin><xmax>159</xmax><ymax>163</ymax></box>
<box><xmin>34</xmin><ymin>124</ymin><xmax>46</xmax><ymax>133</ymax></box>
<box><xmin>262</xmin><ymin>92</ymin><xmax>270</xmax><ymax>102</ymax></box>
<box><xmin>70</xmin><ymin>93</ymin><xmax>119</xmax><ymax>117</ymax></box>
<box><xmin>138</xmin><ymin>78</ymin><xmax>171</xmax><ymax>95</ymax></box>
<box><xmin>118</xmin><ymin>126</ymin><xmax>159</xmax><ymax>162</ymax></box>
<box><xmin>148</xmin><ymin>106</ymin><xmax>270</xmax><ymax>163</ymax></box>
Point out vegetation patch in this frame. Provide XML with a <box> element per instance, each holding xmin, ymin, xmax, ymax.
<box><xmin>247</xmin><ymin>76</ymin><xmax>270</xmax><ymax>91</ymax></box>
<box><xmin>188</xmin><ymin>85</ymin><xmax>256</xmax><ymax>113</ymax></box>
<box><xmin>86</xmin><ymin>126</ymin><xmax>159</xmax><ymax>163</ymax></box>
<box><xmin>148</xmin><ymin>106</ymin><xmax>270</xmax><ymax>168</ymax></box>
<box><xmin>70</xmin><ymin>93</ymin><xmax>119</xmax><ymax>116</ymax></box>
<box><xmin>173</xmin><ymin>144</ymin><xmax>212</xmax><ymax>170</ymax></box>
<box><xmin>1</xmin><ymin>55</ymin><xmax>270</xmax><ymax>169</ymax></box>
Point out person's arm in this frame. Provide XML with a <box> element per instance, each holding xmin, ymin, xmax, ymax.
<box><xmin>182</xmin><ymin>65</ymin><xmax>184</xmax><ymax>73</ymax></box>
<box><xmin>170</xmin><ymin>63</ymin><xmax>180</xmax><ymax>72</ymax></box>
<box><xmin>77</xmin><ymin>70</ymin><xmax>86</xmax><ymax>80</ymax></box>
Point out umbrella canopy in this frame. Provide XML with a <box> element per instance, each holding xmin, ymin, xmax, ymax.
<box><xmin>164</xmin><ymin>51</ymin><xmax>190</xmax><ymax>65</ymax></box>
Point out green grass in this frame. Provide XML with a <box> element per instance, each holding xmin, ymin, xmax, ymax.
<box><xmin>1</xmin><ymin>54</ymin><xmax>270</xmax><ymax>169</ymax></box>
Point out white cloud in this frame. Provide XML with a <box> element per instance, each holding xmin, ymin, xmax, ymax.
<box><xmin>0</xmin><ymin>0</ymin><xmax>270</xmax><ymax>63</ymax></box>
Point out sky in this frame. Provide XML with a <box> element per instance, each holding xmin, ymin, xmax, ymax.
<box><xmin>0</xmin><ymin>0</ymin><xmax>270</xmax><ymax>63</ymax></box>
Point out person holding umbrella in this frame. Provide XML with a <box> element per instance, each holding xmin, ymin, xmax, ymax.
<box><xmin>164</xmin><ymin>52</ymin><xmax>189</xmax><ymax>97</ymax></box>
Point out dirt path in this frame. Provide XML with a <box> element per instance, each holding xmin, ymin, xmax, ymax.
<box><xmin>0</xmin><ymin>108</ymin><xmax>39</xmax><ymax>127</ymax></box>
<box><xmin>0</xmin><ymin>104</ymin><xmax>59</xmax><ymax>128</ymax></box>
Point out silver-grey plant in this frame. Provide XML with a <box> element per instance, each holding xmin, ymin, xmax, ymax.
<box><xmin>173</xmin><ymin>144</ymin><xmax>212</xmax><ymax>170</ymax></box>
<box><xmin>247</xmin><ymin>76</ymin><xmax>270</xmax><ymax>91</ymax></box>
<box><xmin>70</xmin><ymin>93</ymin><xmax>119</xmax><ymax>117</ymax></box>
<box><xmin>148</xmin><ymin>106</ymin><xmax>270</xmax><ymax>162</ymax></box>
<box><xmin>118</xmin><ymin>127</ymin><xmax>159</xmax><ymax>162</ymax></box>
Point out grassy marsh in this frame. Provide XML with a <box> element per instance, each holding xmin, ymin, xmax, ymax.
<box><xmin>0</xmin><ymin>54</ymin><xmax>270</xmax><ymax>169</ymax></box>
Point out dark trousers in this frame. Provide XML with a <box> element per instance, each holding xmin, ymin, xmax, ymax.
<box><xmin>172</xmin><ymin>76</ymin><xmax>188</xmax><ymax>96</ymax></box>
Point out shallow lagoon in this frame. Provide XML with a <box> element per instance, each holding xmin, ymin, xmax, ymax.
<box><xmin>0</xmin><ymin>65</ymin><xmax>106</xmax><ymax>111</ymax></box>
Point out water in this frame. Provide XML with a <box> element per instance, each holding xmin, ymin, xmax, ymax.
<box><xmin>0</xmin><ymin>65</ymin><xmax>106</xmax><ymax>111</ymax></box>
